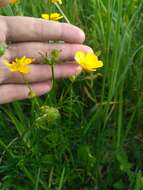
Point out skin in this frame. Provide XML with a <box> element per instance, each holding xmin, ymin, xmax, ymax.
<box><xmin>0</xmin><ymin>0</ymin><xmax>92</xmax><ymax>104</ymax></box>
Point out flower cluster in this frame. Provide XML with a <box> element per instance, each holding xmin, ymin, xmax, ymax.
<box><xmin>4</xmin><ymin>0</ymin><xmax>103</xmax><ymax>74</ymax></box>
<box><xmin>2</xmin><ymin>0</ymin><xmax>103</xmax><ymax>101</ymax></box>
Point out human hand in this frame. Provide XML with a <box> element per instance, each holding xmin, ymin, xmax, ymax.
<box><xmin>0</xmin><ymin>0</ymin><xmax>92</xmax><ymax>104</ymax></box>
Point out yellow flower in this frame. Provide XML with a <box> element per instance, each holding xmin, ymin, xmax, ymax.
<box><xmin>28</xmin><ymin>90</ymin><xmax>37</xmax><ymax>98</ymax></box>
<box><xmin>41</xmin><ymin>13</ymin><xmax>63</xmax><ymax>21</ymax></box>
<box><xmin>74</xmin><ymin>51</ymin><xmax>103</xmax><ymax>71</ymax></box>
<box><xmin>9</xmin><ymin>0</ymin><xmax>17</xmax><ymax>4</ymax></box>
<box><xmin>52</xmin><ymin>0</ymin><xmax>62</xmax><ymax>4</ymax></box>
<box><xmin>4</xmin><ymin>56</ymin><xmax>33</xmax><ymax>73</ymax></box>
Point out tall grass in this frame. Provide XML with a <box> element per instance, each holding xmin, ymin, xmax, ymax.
<box><xmin>1</xmin><ymin>0</ymin><xmax>143</xmax><ymax>189</ymax></box>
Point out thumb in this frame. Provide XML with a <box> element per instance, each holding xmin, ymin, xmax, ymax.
<box><xmin>0</xmin><ymin>0</ymin><xmax>16</xmax><ymax>7</ymax></box>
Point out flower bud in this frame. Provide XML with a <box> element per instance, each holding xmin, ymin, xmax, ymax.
<box><xmin>35</xmin><ymin>106</ymin><xmax>60</xmax><ymax>126</ymax></box>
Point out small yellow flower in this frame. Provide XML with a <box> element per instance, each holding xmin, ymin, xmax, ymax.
<box><xmin>9</xmin><ymin>0</ymin><xmax>17</xmax><ymax>4</ymax></box>
<box><xmin>4</xmin><ymin>56</ymin><xmax>33</xmax><ymax>73</ymax></box>
<box><xmin>28</xmin><ymin>90</ymin><xmax>37</xmax><ymax>98</ymax></box>
<box><xmin>74</xmin><ymin>51</ymin><xmax>103</xmax><ymax>71</ymax></box>
<box><xmin>41</xmin><ymin>13</ymin><xmax>63</xmax><ymax>21</ymax></box>
<box><xmin>52</xmin><ymin>0</ymin><xmax>62</xmax><ymax>4</ymax></box>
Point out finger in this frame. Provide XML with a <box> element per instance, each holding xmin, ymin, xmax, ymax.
<box><xmin>8</xmin><ymin>43</ymin><xmax>93</xmax><ymax>62</ymax></box>
<box><xmin>3</xmin><ymin>16</ymin><xmax>85</xmax><ymax>43</ymax></box>
<box><xmin>0</xmin><ymin>80</ymin><xmax>52</xmax><ymax>104</ymax></box>
<box><xmin>2</xmin><ymin>62</ymin><xmax>82</xmax><ymax>84</ymax></box>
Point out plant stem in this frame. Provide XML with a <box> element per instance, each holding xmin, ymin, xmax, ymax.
<box><xmin>55</xmin><ymin>2</ymin><xmax>70</xmax><ymax>23</ymax></box>
<box><xmin>51</xmin><ymin>64</ymin><xmax>55</xmax><ymax>88</ymax></box>
<box><xmin>21</xmin><ymin>73</ymin><xmax>40</xmax><ymax>108</ymax></box>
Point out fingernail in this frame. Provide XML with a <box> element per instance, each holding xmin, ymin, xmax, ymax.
<box><xmin>78</xmin><ymin>30</ymin><xmax>85</xmax><ymax>43</ymax></box>
<box><xmin>80</xmin><ymin>30</ymin><xmax>85</xmax><ymax>42</ymax></box>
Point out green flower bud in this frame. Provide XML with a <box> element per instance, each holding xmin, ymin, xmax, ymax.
<box><xmin>51</xmin><ymin>49</ymin><xmax>61</xmax><ymax>65</ymax></box>
<box><xmin>40</xmin><ymin>49</ymin><xmax>61</xmax><ymax>66</ymax></box>
<box><xmin>35</xmin><ymin>106</ymin><xmax>60</xmax><ymax>127</ymax></box>
<box><xmin>0</xmin><ymin>47</ymin><xmax>6</xmax><ymax>56</ymax></box>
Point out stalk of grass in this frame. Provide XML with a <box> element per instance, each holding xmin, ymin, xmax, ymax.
<box><xmin>34</xmin><ymin>168</ymin><xmax>41</xmax><ymax>190</ymax></box>
<box><xmin>58</xmin><ymin>167</ymin><xmax>65</xmax><ymax>190</ymax></box>
<box><xmin>0</xmin><ymin>139</ymin><xmax>16</xmax><ymax>159</ymax></box>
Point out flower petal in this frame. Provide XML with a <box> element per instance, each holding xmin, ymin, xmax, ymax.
<box><xmin>74</xmin><ymin>51</ymin><xmax>85</xmax><ymax>64</ymax></box>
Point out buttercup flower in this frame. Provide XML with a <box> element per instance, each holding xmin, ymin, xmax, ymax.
<box><xmin>52</xmin><ymin>0</ymin><xmax>62</xmax><ymax>4</ymax></box>
<box><xmin>4</xmin><ymin>56</ymin><xmax>33</xmax><ymax>73</ymax></box>
<box><xmin>9</xmin><ymin>0</ymin><xmax>17</xmax><ymax>4</ymax></box>
<box><xmin>41</xmin><ymin>13</ymin><xmax>63</xmax><ymax>21</ymax></box>
<box><xmin>75</xmin><ymin>51</ymin><xmax>103</xmax><ymax>71</ymax></box>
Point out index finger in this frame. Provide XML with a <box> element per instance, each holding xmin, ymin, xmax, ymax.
<box><xmin>3</xmin><ymin>16</ymin><xmax>85</xmax><ymax>43</ymax></box>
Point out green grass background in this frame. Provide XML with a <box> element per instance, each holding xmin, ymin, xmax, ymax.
<box><xmin>1</xmin><ymin>0</ymin><xmax>143</xmax><ymax>189</ymax></box>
